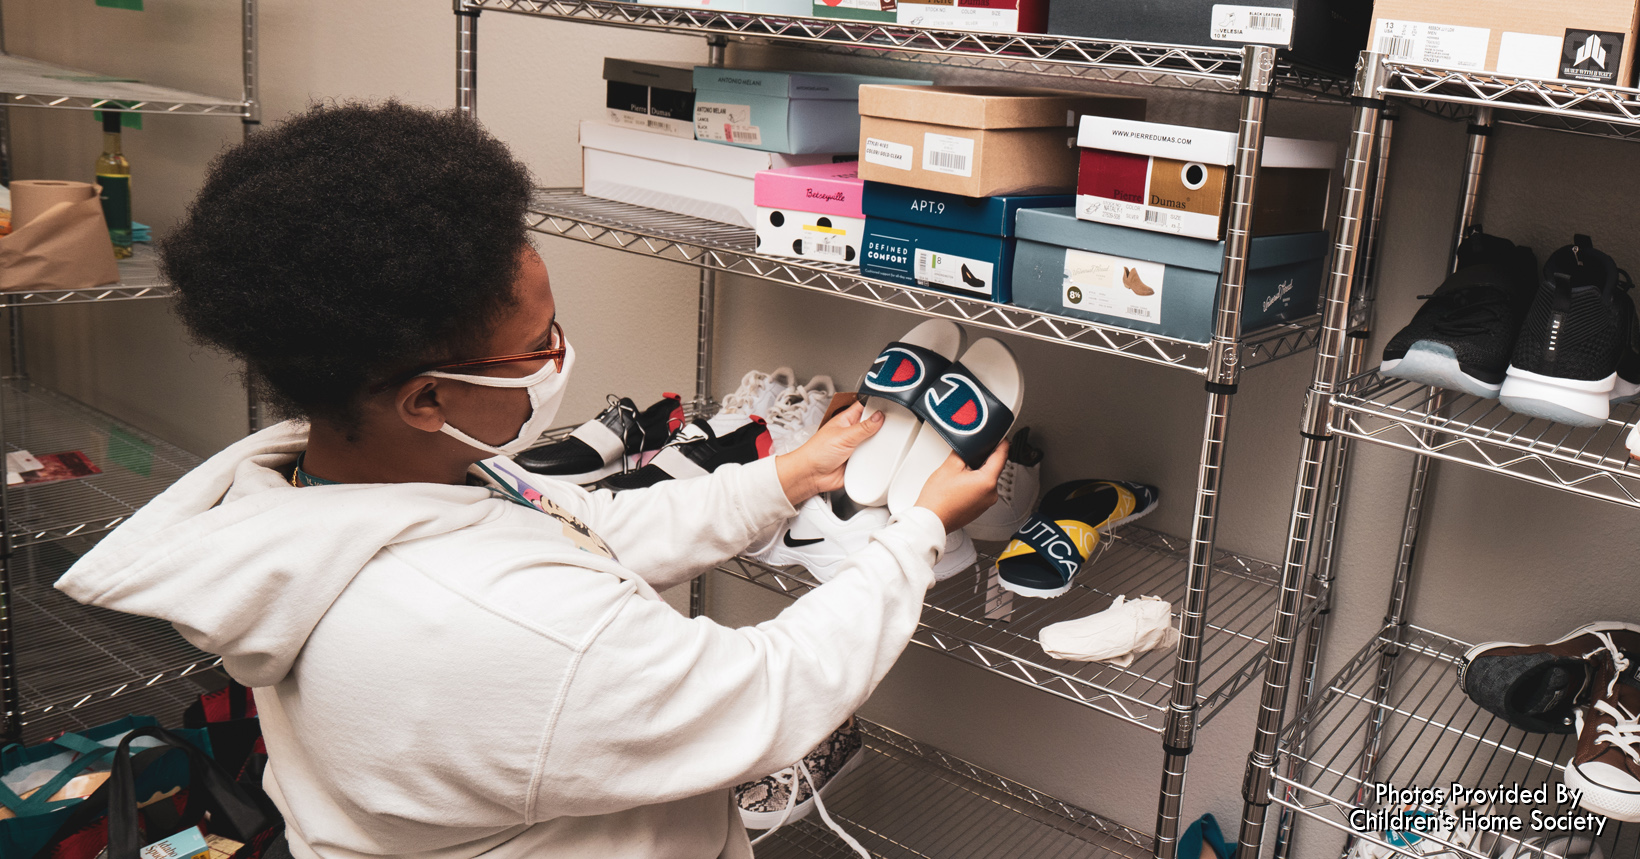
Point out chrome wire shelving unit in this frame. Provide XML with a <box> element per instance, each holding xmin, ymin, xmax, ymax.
<box><xmin>722</xmin><ymin>525</ymin><xmax>1300</xmax><ymax>732</ymax></box>
<box><xmin>760</xmin><ymin>720</ymin><xmax>1152</xmax><ymax>859</ymax></box>
<box><xmin>1234</xmin><ymin>50</ymin><xmax>1640</xmax><ymax>859</ymax></box>
<box><xmin>0</xmin><ymin>1</ymin><xmax>260</xmax><ymax>743</ymax></box>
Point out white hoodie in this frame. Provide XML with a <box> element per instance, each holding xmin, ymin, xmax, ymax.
<box><xmin>55</xmin><ymin>422</ymin><xmax>943</xmax><ymax>859</ymax></box>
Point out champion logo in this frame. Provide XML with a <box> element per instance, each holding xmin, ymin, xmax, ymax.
<box><xmin>864</xmin><ymin>347</ymin><xmax>926</xmax><ymax>392</ymax></box>
<box><xmin>1576</xmin><ymin>34</ymin><xmax>1608</xmax><ymax>69</ymax></box>
<box><xmin>923</xmin><ymin>374</ymin><xmax>988</xmax><ymax>436</ymax></box>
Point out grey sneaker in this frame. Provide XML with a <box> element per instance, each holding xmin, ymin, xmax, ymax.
<box><xmin>1459</xmin><ymin>622</ymin><xmax>1640</xmax><ymax>734</ymax></box>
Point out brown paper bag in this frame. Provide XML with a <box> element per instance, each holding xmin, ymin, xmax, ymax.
<box><xmin>0</xmin><ymin>191</ymin><xmax>121</xmax><ymax>292</ymax></box>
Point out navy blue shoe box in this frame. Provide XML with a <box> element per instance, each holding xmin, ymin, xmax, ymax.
<box><xmin>860</xmin><ymin>182</ymin><xmax>1071</xmax><ymax>304</ymax></box>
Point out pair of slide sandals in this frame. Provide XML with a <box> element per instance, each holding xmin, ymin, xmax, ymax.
<box><xmin>996</xmin><ymin>479</ymin><xmax>1161</xmax><ymax>598</ymax></box>
<box><xmin>843</xmin><ymin>320</ymin><xmax>1024</xmax><ymax>514</ymax></box>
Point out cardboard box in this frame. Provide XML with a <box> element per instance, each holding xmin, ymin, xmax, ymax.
<box><xmin>857</xmin><ymin>86</ymin><xmax>1146</xmax><ymax>198</ymax></box>
<box><xmin>1011</xmin><ymin>207</ymin><xmax>1326</xmax><ymax>343</ymax></box>
<box><xmin>860</xmin><ymin>182</ymin><xmax>1073</xmax><ymax>302</ymax></box>
<box><xmin>1048</xmin><ymin>0</ymin><xmax>1371</xmax><ymax>72</ymax></box>
<box><xmin>754</xmin><ymin>162</ymin><xmax>867</xmax><ymax>263</ymax></box>
<box><xmin>813</xmin><ymin>0</ymin><xmax>896</xmax><ymax>23</ymax></box>
<box><xmin>1075</xmin><ymin>116</ymin><xmax>1334</xmax><ymax>241</ymax></box>
<box><xmin>693</xmin><ymin>68</ymin><xmax>931</xmax><ymax>155</ymax></box>
<box><xmin>896</xmin><ymin>0</ymin><xmax>1048</xmax><ymax>34</ymax></box>
<box><xmin>604</xmin><ymin>59</ymin><xmax>697</xmax><ymax>139</ymax></box>
<box><xmin>580</xmin><ymin>120</ymin><xmax>832</xmax><ymax>227</ymax></box>
<box><xmin>1368</xmin><ymin>0</ymin><xmax>1639</xmax><ymax>85</ymax></box>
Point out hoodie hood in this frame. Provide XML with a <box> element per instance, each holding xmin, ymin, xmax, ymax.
<box><xmin>56</xmin><ymin>421</ymin><xmax>505</xmax><ymax>687</ymax></box>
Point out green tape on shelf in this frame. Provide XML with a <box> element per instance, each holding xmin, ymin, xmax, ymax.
<box><xmin>91</xmin><ymin>108</ymin><xmax>142</xmax><ymax>131</ymax></box>
<box><xmin>107</xmin><ymin>424</ymin><xmax>153</xmax><ymax>477</ymax></box>
<box><xmin>95</xmin><ymin>0</ymin><xmax>144</xmax><ymax>9</ymax></box>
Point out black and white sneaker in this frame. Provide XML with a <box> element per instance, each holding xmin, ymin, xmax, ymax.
<box><xmin>601</xmin><ymin>416</ymin><xmax>772</xmax><ymax>490</ymax></box>
<box><xmin>1500</xmin><ymin>235</ymin><xmax>1640</xmax><ymax>427</ymax></box>
<box><xmin>1380</xmin><ymin>231</ymin><xmax>1537</xmax><ymax>398</ymax></box>
<box><xmin>515</xmin><ymin>393</ymin><xmax>683</xmax><ymax>483</ymax></box>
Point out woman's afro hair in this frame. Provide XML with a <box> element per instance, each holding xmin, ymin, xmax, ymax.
<box><xmin>161</xmin><ymin>100</ymin><xmax>535</xmax><ymax>426</ymax></box>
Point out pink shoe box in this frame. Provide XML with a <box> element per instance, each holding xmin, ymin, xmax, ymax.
<box><xmin>753</xmin><ymin>162</ymin><xmax>866</xmax><ymax>265</ymax></box>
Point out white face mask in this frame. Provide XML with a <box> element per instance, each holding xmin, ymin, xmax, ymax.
<box><xmin>421</xmin><ymin>341</ymin><xmax>576</xmax><ymax>458</ymax></box>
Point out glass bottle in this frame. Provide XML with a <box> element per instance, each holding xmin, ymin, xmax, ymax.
<box><xmin>95</xmin><ymin>110</ymin><xmax>133</xmax><ymax>259</ymax></box>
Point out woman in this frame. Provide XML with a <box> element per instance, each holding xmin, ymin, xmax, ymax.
<box><xmin>57</xmin><ymin>102</ymin><xmax>1005</xmax><ymax>858</ymax></box>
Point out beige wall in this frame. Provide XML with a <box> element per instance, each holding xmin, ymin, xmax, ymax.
<box><xmin>14</xmin><ymin>2</ymin><xmax>1640</xmax><ymax>857</ymax></box>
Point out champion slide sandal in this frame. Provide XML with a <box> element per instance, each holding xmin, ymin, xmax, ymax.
<box><xmin>885</xmin><ymin>337</ymin><xmax>1022</xmax><ymax>515</ymax></box>
<box><xmin>996</xmin><ymin>480</ymin><xmax>1161</xmax><ymax>598</ymax></box>
<box><xmin>844</xmin><ymin>320</ymin><xmax>965</xmax><ymax>507</ymax></box>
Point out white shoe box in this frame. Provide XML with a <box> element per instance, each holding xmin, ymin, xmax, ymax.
<box><xmin>580</xmin><ymin>120</ymin><xmax>832</xmax><ymax>228</ymax></box>
<box><xmin>754</xmin><ymin>207</ymin><xmax>866</xmax><ymax>264</ymax></box>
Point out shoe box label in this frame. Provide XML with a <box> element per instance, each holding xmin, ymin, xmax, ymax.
<box><xmin>1208</xmin><ymin>4</ymin><xmax>1293</xmax><ymax>45</ymax></box>
<box><xmin>921</xmin><ymin>133</ymin><xmax>976</xmax><ymax>178</ymax></box>
<box><xmin>1370</xmin><ymin>19</ymin><xmax>1489</xmax><ymax>70</ymax></box>
<box><xmin>1561</xmin><ymin>29</ymin><xmax>1625</xmax><ymax>85</ymax></box>
<box><xmin>898</xmin><ymin>1</ymin><xmax>1020</xmax><ymax>33</ymax></box>
<box><xmin>1076</xmin><ymin>148</ymin><xmax>1230</xmax><ymax>241</ymax></box>
<box><xmin>695</xmin><ymin>102</ymin><xmax>762</xmax><ymax>146</ymax></box>
<box><xmin>756</xmin><ymin>207</ymin><xmax>865</xmax><ymax>263</ymax></box>
<box><xmin>606</xmin><ymin>79</ymin><xmax>697</xmax><ymax>139</ymax></box>
<box><xmin>915</xmin><ymin>248</ymin><xmax>992</xmax><ymax>295</ymax></box>
<box><xmin>863</xmin><ymin>137</ymin><xmax>915</xmax><ymax>171</ymax></box>
<box><xmin>1062</xmin><ymin>248</ymin><xmax>1165</xmax><ymax>323</ymax></box>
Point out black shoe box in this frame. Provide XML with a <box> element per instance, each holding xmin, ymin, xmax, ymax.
<box><xmin>1045</xmin><ymin>0</ymin><xmax>1372</xmax><ymax>74</ymax></box>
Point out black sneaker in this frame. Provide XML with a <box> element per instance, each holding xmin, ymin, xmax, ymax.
<box><xmin>515</xmin><ymin>393</ymin><xmax>684</xmax><ymax>483</ymax></box>
<box><xmin>1380</xmin><ymin>231</ymin><xmax>1537</xmax><ymax>398</ymax></box>
<box><xmin>601</xmin><ymin>416</ymin><xmax>772</xmax><ymax>490</ymax></box>
<box><xmin>1500</xmin><ymin>235</ymin><xmax>1640</xmax><ymax>427</ymax></box>
<box><xmin>1459</xmin><ymin>621</ymin><xmax>1640</xmax><ymax>734</ymax></box>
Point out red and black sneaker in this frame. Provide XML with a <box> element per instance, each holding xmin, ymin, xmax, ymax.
<box><xmin>516</xmin><ymin>393</ymin><xmax>684</xmax><ymax>484</ymax></box>
<box><xmin>602</xmin><ymin>416</ymin><xmax>772</xmax><ymax>490</ymax></box>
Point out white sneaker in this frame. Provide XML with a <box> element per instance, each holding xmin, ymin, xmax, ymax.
<box><xmin>755</xmin><ymin>493</ymin><xmax>892</xmax><ymax>582</ymax></box>
<box><xmin>965</xmin><ymin>427</ymin><xmax>1043</xmax><ymax>542</ymax></box>
<box><xmin>1342</xmin><ymin>800</ymin><xmax>1499</xmax><ymax>859</ymax></box>
<box><xmin>768</xmin><ymin>375</ymin><xmax>836</xmax><ymax>454</ymax></box>
<box><xmin>716</xmin><ymin>367</ymin><xmax>796</xmax><ymax>435</ymax></box>
<box><xmin>934</xmin><ymin>529</ymin><xmax>977</xmax><ymax>581</ymax></box>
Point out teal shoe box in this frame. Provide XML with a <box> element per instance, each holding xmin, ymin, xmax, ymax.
<box><xmin>860</xmin><ymin>183</ymin><xmax>1072</xmax><ymax>302</ymax></box>
<box><xmin>1011</xmin><ymin>207</ymin><xmax>1326</xmax><ymax>343</ymax></box>
<box><xmin>692</xmin><ymin>68</ymin><xmax>930</xmax><ymax>155</ymax></box>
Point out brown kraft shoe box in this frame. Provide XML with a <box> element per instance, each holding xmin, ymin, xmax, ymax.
<box><xmin>1369</xmin><ymin>0</ymin><xmax>1640</xmax><ymax>86</ymax></box>
<box><xmin>857</xmin><ymin>85</ymin><xmax>1146</xmax><ymax>198</ymax></box>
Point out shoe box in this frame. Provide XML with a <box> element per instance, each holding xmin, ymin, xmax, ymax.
<box><xmin>1076</xmin><ymin>116</ymin><xmax>1335</xmax><ymax>241</ymax></box>
<box><xmin>603</xmin><ymin>59</ymin><xmax>697</xmax><ymax>140</ymax></box>
<box><xmin>580</xmin><ymin>120</ymin><xmax>834</xmax><ymax>227</ymax></box>
<box><xmin>1368</xmin><ymin>0</ymin><xmax>1640</xmax><ymax>85</ymax></box>
<box><xmin>812</xmin><ymin>0</ymin><xmax>896</xmax><ymax>24</ymax></box>
<box><xmin>860</xmin><ymin>181</ymin><xmax>1071</xmax><ymax>303</ymax></box>
<box><xmin>1011</xmin><ymin>207</ymin><xmax>1326</xmax><ymax>342</ymax></box>
<box><xmin>857</xmin><ymin>86</ymin><xmax>1146</xmax><ymax>199</ymax></box>
<box><xmin>1048</xmin><ymin>0</ymin><xmax>1371</xmax><ymax>73</ymax></box>
<box><xmin>692</xmin><ymin>68</ymin><xmax>931</xmax><ymax>155</ymax></box>
<box><xmin>896</xmin><ymin>0</ymin><xmax>1048</xmax><ymax>34</ymax></box>
<box><xmin>754</xmin><ymin>162</ymin><xmax>866</xmax><ymax>264</ymax></box>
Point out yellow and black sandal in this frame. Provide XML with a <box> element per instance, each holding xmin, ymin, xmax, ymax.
<box><xmin>995</xmin><ymin>480</ymin><xmax>1160</xmax><ymax>598</ymax></box>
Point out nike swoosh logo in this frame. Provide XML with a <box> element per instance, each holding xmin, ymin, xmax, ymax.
<box><xmin>783</xmin><ymin>532</ymin><xmax>825</xmax><ymax>548</ymax></box>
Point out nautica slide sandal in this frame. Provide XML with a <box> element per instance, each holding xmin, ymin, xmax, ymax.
<box><xmin>995</xmin><ymin>480</ymin><xmax>1161</xmax><ymax>598</ymax></box>
<box><xmin>844</xmin><ymin>319</ymin><xmax>965</xmax><ymax>507</ymax></box>
<box><xmin>885</xmin><ymin>337</ymin><xmax>1022</xmax><ymax>515</ymax></box>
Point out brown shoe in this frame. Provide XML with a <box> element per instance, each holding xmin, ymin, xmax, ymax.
<box><xmin>1460</xmin><ymin>621</ymin><xmax>1640</xmax><ymax>734</ymax></box>
<box><xmin>1564</xmin><ymin>647</ymin><xmax>1640</xmax><ymax>822</ymax></box>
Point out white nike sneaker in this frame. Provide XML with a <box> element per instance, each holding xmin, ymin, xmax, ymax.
<box><xmin>768</xmin><ymin>375</ymin><xmax>836</xmax><ymax>454</ymax></box>
<box><xmin>965</xmin><ymin>427</ymin><xmax>1043</xmax><ymax>542</ymax></box>
<box><xmin>755</xmin><ymin>492</ymin><xmax>892</xmax><ymax>582</ymax></box>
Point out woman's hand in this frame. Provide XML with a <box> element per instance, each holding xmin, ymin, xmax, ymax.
<box><xmin>915</xmin><ymin>442</ymin><xmax>1010</xmax><ymax>533</ymax></box>
<box><xmin>774</xmin><ymin>402</ymin><xmax>884</xmax><ymax>505</ymax></box>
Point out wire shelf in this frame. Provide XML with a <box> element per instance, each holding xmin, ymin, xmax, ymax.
<box><xmin>1330</xmin><ymin>370</ymin><xmax>1640</xmax><ymax>509</ymax></box>
<box><xmin>0</xmin><ymin>244</ymin><xmax>177</xmax><ymax>306</ymax></box>
<box><xmin>1</xmin><ymin>381</ymin><xmax>204</xmax><ymax>547</ymax></box>
<box><xmin>719</xmin><ymin>524</ymin><xmax>1294</xmax><ymax>731</ymax></box>
<box><xmin>1379</xmin><ymin>62</ymin><xmax>1640</xmax><ymax>143</ymax></box>
<box><xmin>0</xmin><ymin>52</ymin><xmax>250</xmax><ymax>116</ymax></box>
<box><xmin>531</xmin><ymin>189</ymin><xmax>1320</xmax><ymax>375</ymax></box>
<box><xmin>755</xmin><ymin>719</ymin><xmax>1151</xmax><ymax>858</ymax></box>
<box><xmin>8</xmin><ymin>539</ymin><xmax>221</xmax><ymax>741</ymax></box>
<box><xmin>1272</xmin><ymin>624</ymin><xmax>1640</xmax><ymax>859</ymax></box>
<box><xmin>467</xmin><ymin>0</ymin><xmax>1349</xmax><ymax>100</ymax></box>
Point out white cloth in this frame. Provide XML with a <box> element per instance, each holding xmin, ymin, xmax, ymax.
<box><xmin>1038</xmin><ymin>595</ymin><xmax>1179</xmax><ymax>667</ymax></box>
<box><xmin>54</xmin><ymin>421</ymin><xmax>945</xmax><ymax>859</ymax></box>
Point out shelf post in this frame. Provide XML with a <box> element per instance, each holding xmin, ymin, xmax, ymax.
<box><xmin>244</xmin><ymin>0</ymin><xmax>263</xmax><ymax>434</ymax></box>
<box><xmin>1232</xmin><ymin>50</ymin><xmax>1388</xmax><ymax>859</ymax></box>
<box><xmin>0</xmin><ymin>0</ymin><xmax>17</xmax><ymax>744</ymax></box>
<box><xmin>1154</xmin><ymin>43</ymin><xmax>1273</xmax><ymax>859</ymax></box>
<box><xmin>689</xmin><ymin>33</ymin><xmax>728</xmax><ymax>620</ymax></box>
<box><xmin>456</xmin><ymin>0</ymin><xmax>479</xmax><ymax>117</ymax></box>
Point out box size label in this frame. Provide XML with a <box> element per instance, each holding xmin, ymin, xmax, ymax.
<box><xmin>915</xmin><ymin>249</ymin><xmax>992</xmax><ymax>295</ymax></box>
<box><xmin>695</xmin><ymin>102</ymin><xmax>761</xmax><ymax>145</ymax></box>
<box><xmin>1496</xmin><ymin>31</ymin><xmax>1563</xmax><ymax>79</ymax></box>
<box><xmin>922</xmin><ymin>133</ymin><xmax>976</xmax><ymax>177</ymax></box>
<box><xmin>898</xmin><ymin>2</ymin><xmax>1019</xmax><ymax>32</ymax></box>
<box><xmin>1371</xmin><ymin>19</ymin><xmax>1489</xmax><ymax>70</ymax></box>
<box><xmin>864</xmin><ymin>137</ymin><xmax>915</xmax><ymax>170</ymax></box>
<box><xmin>1062</xmin><ymin>249</ymin><xmax>1164</xmax><ymax>323</ymax></box>
<box><xmin>1209</xmin><ymin>5</ymin><xmax>1292</xmax><ymax>45</ymax></box>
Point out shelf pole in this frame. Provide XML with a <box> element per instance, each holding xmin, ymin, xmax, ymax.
<box><xmin>1153</xmin><ymin>43</ymin><xmax>1273</xmax><ymax>859</ymax></box>
<box><xmin>0</xmin><ymin>0</ymin><xmax>17</xmax><ymax>744</ymax></box>
<box><xmin>456</xmin><ymin>0</ymin><xmax>479</xmax><ymax>118</ymax></box>
<box><xmin>689</xmin><ymin>34</ymin><xmax>728</xmax><ymax>620</ymax></box>
<box><xmin>1232</xmin><ymin>50</ymin><xmax>1388</xmax><ymax>859</ymax></box>
<box><xmin>1268</xmin><ymin>108</ymin><xmax>1397</xmax><ymax>859</ymax></box>
<box><xmin>243</xmin><ymin>0</ymin><xmax>263</xmax><ymax>434</ymax></box>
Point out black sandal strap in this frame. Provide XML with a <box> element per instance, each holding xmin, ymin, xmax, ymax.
<box><xmin>858</xmin><ymin>341</ymin><xmax>954</xmax><ymax>412</ymax></box>
<box><xmin>915</xmin><ymin>361</ymin><xmax>1015</xmax><ymax>470</ymax></box>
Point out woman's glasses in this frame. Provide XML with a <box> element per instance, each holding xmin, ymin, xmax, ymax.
<box><xmin>380</xmin><ymin>319</ymin><xmax>565</xmax><ymax>390</ymax></box>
